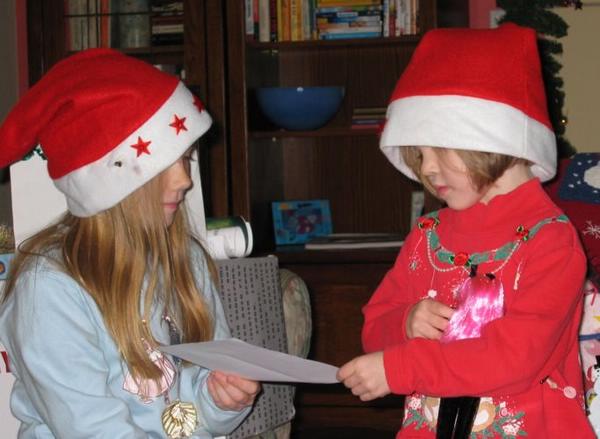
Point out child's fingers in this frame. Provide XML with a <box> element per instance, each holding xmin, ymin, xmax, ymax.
<box><xmin>337</xmin><ymin>360</ymin><xmax>356</xmax><ymax>381</ymax></box>
<box><xmin>432</xmin><ymin>301</ymin><xmax>455</xmax><ymax>320</ymax></box>
<box><xmin>431</xmin><ymin>314</ymin><xmax>451</xmax><ymax>332</ymax></box>
<box><xmin>206</xmin><ymin>373</ymin><xmax>225</xmax><ymax>407</ymax></box>
<box><xmin>225</xmin><ymin>374</ymin><xmax>261</xmax><ymax>396</ymax></box>
<box><xmin>212</xmin><ymin>372</ymin><xmax>258</xmax><ymax>410</ymax></box>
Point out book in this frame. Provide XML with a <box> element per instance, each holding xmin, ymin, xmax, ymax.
<box><xmin>352</xmin><ymin>106</ymin><xmax>387</xmax><ymax>115</ymax></box>
<box><xmin>319</xmin><ymin>30</ymin><xmax>381</xmax><ymax>39</ymax></box>
<box><xmin>305</xmin><ymin>233</ymin><xmax>404</xmax><ymax>250</ymax></box>
<box><xmin>258</xmin><ymin>0</ymin><xmax>270</xmax><ymax>42</ymax></box>
<box><xmin>290</xmin><ymin>0</ymin><xmax>302</xmax><ymax>41</ymax></box>
<box><xmin>245</xmin><ymin>0</ymin><xmax>255</xmax><ymax>38</ymax></box>
<box><xmin>318</xmin><ymin>0</ymin><xmax>382</xmax><ymax>5</ymax></box>
<box><xmin>281</xmin><ymin>0</ymin><xmax>291</xmax><ymax>41</ymax></box>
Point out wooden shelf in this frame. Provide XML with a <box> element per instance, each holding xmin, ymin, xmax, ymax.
<box><xmin>250</xmin><ymin>127</ymin><xmax>380</xmax><ymax>139</ymax></box>
<box><xmin>119</xmin><ymin>45</ymin><xmax>184</xmax><ymax>55</ymax></box>
<box><xmin>271</xmin><ymin>246</ymin><xmax>400</xmax><ymax>265</ymax></box>
<box><xmin>246</xmin><ymin>35</ymin><xmax>421</xmax><ymax>51</ymax></box>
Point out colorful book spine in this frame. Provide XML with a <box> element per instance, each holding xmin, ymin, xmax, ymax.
<box><xmin>281</xmin><ymin>0</ymin><xmax>291</xmax><ymax>40</ymax></box>
<box><xmin>317</xmin><ymin>0</ymin><xmax>382</xmax><ymax>5</ymax></box>
<box><xmin>316</xmin><ymin>5</ymin><xmax>383</xmax><ymax>13</ymax></box>
<box><xmin>245</xmin><ymin>0</ymin><xmax>255</xmax><ymax>39</ymax></box>
<box><xmin>320</xmin><ymin>30</ymin><xmax>381</xmax><ymax>39</ymax></box>
<box><xmin>269</xmin><ymin>0</ymin><xmax>278</xmax><ymax>41</ymax></box>
<box><xmin>382</xmin><ymin>0</ymin><xmax>389</xmax><ymax>37</ymax></box>
<box><xmin>277</xmin><ymin>0</ymin><xmax>284</xmax><ymax>40</ymax></box>
<box><xmin>290</xmin><ymin>0</ymin><xmax>301</xmax><ymax>41</ymax></box>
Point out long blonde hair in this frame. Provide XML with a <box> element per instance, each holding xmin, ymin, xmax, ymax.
<box><xmin>3</xmin><ymin>175</ymin><xmax>215</xmax><ymax>381</ymax></box>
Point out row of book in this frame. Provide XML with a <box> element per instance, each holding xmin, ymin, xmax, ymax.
<box><xmin>64</xmin><ymin>0</ymin><xmax>183</xmax><ymax>51</ymax></box>
<box><xmin>245</xmin><ymin>0</ymin><xmax>420</xmax><ymax>43</ymax></box>
<box><xmin>350</xmin><ymin>106</ymin><xmax>386</xmax><ymax>130</ymax></box>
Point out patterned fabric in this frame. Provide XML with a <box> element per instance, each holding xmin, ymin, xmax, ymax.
<box><xmin>247</xmin><ymin>269</ymin><xmax>312</xmax><ymax>439</ymax></box>
<box><xmin>217</xmin><ymin>259</ymin><xmax>312</xmax><ymax>439</ymax></box>
<box><xmin>558</xmin><ymin>153</ymin><xmax>600</xmax><ymax>204</ymax></box>
<box><xmin>546</xmin><ymin>156</ymin><xmax>600</xmax><ymax>287</ymax></box>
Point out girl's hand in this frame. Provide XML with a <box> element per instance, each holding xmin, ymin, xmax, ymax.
<box><xmin>406</xmin><ymin>298</ymin><xmax>454</xmax><ymax>340</ymax></box>
<box><xmin>206</xmin><ymin>371</ymin><xmax>261</xmax><ymax>411</ymax></box>
<box><xmin>337</xmin><ymin>351</ymin><xmax>390</xmax><ymax>401</ymax></box>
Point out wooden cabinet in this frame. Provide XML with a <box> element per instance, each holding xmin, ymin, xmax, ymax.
<box><xmin>277</xmin><ymin>249</ymin><xmax>405</xmax><ymax>437</ymax></box>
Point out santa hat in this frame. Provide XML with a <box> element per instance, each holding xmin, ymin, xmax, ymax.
<box><xmin>0</xmin><ymin>48</ymin><xmax>212</xmax><ymax>217</ymax></box>
<box><xmin>380</xmin><ymin>23</ymin><xmax>557</xmax><ymax>182</ymax></box>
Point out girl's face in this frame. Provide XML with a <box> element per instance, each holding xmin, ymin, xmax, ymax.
<box><xmin>161</xmin><ymin>149</ymin><xmax>193</xmax><ymax>226</ymax></box>
<box><xmin>419</xmin><ymin>146</ymin><xmax>488</xmax><ymax>210</ymax></box>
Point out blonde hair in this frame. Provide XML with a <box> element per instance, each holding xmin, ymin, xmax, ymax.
<box><xmin>3</xmin><ymin>174</ymin><xmax>215</xmax><ymax>381</ymax></box>
<box><xmin>401</xmin><ymin>147</ymin><xmax>529</xmax><ymax>196</ymax></box>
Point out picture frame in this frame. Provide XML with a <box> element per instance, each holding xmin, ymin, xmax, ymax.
<box><xmin>271</xmin><ymin>200</ymin><xmax>332</xmax><ymax>245</ymax></box>
<box><xmin>0</xmin><ymin>253</ymin><xmax>14</xmax><ymax>281</ymax></box>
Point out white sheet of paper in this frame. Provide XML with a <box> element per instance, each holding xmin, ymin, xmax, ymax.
<box><xmin>160</xmin><ymin>338</ymin><xmax>339</xmax><ymax>383</ymax></box>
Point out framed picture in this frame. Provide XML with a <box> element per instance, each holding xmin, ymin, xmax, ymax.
<box><xmin>271</xmin><ymin>200</ymin><xmax>333</xmax><ymax>245</ymax></box>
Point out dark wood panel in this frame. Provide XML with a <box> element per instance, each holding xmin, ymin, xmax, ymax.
<box><xmin>225</xmin><ymin>0</ymin><xmax>251</xmax><ymax>219</ymax></box>
<box><xmin>292</xmin><ymin>404</ymin><xmax>404</xmax><ymax>434</ymax></box>
<box><xmin>275</xmin><ymin>247</ymin><xmax>399</xmax><ymax>264</ymax></box>
<box><xmin>281</xmin><ymin>262</ymin><xmax>391</xmax><ymax>363</ymax></box>
<box><xmin>200</xmin><ymin>0</ymin><xmax>229</xmax><ymax>217</ymax></box>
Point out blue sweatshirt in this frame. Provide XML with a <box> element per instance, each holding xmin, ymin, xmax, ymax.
<box><xmin>0</xmin><ymin>244</ymin><xmax>249</xmax><ymax>438</ymax></box>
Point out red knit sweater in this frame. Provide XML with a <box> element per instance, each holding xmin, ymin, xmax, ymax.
<box><xmin>363</xmin><ymin>178</ymin><xmax>594</xmax><ymax>437</ymax></box>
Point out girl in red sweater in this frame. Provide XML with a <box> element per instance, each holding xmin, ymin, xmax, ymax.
<box><xmin>338</xmin><ymin>24</ymin><xmax>595</xmax><ymax>438</ymax></box>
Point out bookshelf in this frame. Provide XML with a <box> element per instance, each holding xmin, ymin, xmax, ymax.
<box><xmin>226</xmin><ymin>1</ymin><xmax>432</xmax><ymax>252</ymax></box>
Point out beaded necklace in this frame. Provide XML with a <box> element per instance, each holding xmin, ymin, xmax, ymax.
<box><xmin>161</xmin><ymin>313</ymin><xmax>198</xmax><ymax>439</ymax></box>
<box><xmin>417</xmin><ymin>211</ymin><xmax>569</xmax><ymax>274</ymax></box>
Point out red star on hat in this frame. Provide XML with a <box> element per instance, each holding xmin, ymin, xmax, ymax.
<box><xmin>193</xmin><ymin>95</ymin><xmax>204</xmax><ymax>112</ymax></box>
<box><xmin>169</xmin><ymin>114</ymin><xmax>188</xmax><ymax>135</ymax></box>
<box><xmin>131</xmin><ymin>136</ymin><xmax>152</xmax><ymax>157</ymax></box>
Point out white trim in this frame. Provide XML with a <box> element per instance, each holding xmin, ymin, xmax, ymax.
<box><xmin>380</xmin><ymin>95</ymin><xmax>557</xmax><ymax>182</ymax></box>
<box><xmin>54</xmin><ymin>82</ymin><xmax>212</xmax><ymax>217</ymax></box>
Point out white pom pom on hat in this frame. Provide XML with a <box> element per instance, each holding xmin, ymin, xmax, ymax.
<box><xmin>380</xmin><ymin>23</ymin><xmax>557</xmax><ymax>182</ymax></box>
<box><xmin>0</xmin><ymin>48</ymin><xmax>212</xmax><ymax>217</ymax></box>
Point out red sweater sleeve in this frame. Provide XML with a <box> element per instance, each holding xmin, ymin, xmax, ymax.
<box><xmin>362</xmin><ymin>227</ymin><xmax>422</xmax><ymax>352</ymax></box>
<box><xmin>383</xmin><ymin>225</ymin><xmax>587</xmax><ymax>397</ymax></box>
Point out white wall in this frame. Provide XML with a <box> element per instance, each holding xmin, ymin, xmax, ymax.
<box><xmin>0</xmin><ymin>0</ymin><xmax>19</xmax><ymax>227</ymax></box>
<box><xmin>554</xmin><ymin>4</ymin><xmax>600</xmax><ymax>153</ymax></box>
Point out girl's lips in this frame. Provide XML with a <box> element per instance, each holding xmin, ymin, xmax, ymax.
<box><xmin>435</xmin><ymin>186</ymin><xmax>449</xmax><ymax>196</ymax></box>
<box><xmin>163</xmin><ymin>202</ymin><xmax>179</xmax><ymax>211</ymax></box>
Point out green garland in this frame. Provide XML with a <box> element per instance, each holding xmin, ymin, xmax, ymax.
<box><xmin>419</xmin><ymin>211</ymin><xmax>569</xmax><ymax>269</ymax></box>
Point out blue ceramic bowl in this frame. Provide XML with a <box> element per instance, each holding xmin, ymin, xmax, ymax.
<box><xmin>255</xmin><ymin>86</ymin><xmax>345</xmax><ymax>131</ymax></box>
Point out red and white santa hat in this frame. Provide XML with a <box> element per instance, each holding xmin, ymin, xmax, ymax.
<box><xmin>380</xmin><ymin>23</ymin><xmax>557</xmax><ymax>182</ymax></box>
<box><xmin>0</xmin><ymin>48</ymin><xmax>212</xmax><ymax>217</ymax></box>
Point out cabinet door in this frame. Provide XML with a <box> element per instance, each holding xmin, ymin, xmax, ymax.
<box><xmin>281</xmin><ymin>259</ymin><xmax>405</xmax><ymax>436</ymax></box>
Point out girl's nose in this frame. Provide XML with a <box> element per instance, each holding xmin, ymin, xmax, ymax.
<box><xmin>419</xmin><ymin>147</ymin><xmax>438</xmax><ymax>177</ymax></box>
<box><xmin>172</xmin><ymin>158</ymin><xmax>193</xmax><ymax>191</ymax></box>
